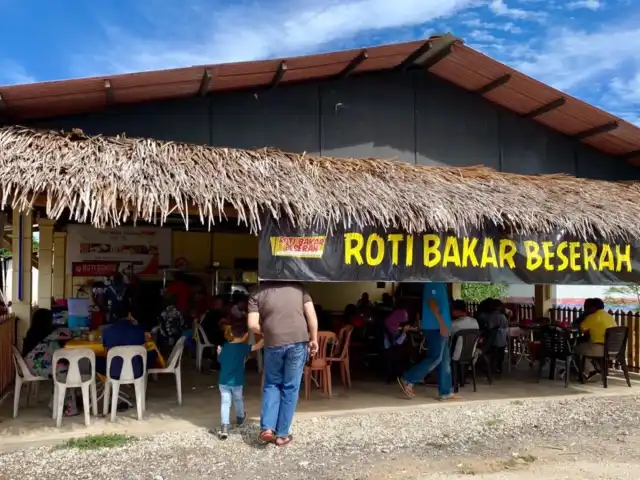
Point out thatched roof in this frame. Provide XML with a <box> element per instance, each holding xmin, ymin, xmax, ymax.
<box><xmin>0</xmin><ymin>125</ymin><xmax>639</xmax><ymax>240</ymax></box>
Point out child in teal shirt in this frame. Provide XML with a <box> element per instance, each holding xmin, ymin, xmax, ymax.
<box><xmin>217</xmin><ymin>320</ymin><xmax>263</xmax><ymax>439</ymax></box>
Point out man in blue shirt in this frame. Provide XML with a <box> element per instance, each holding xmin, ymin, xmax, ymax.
<box><xmin>398</xmin><ymin>282</ymin><xmax>456</xmax><ymax>400</ymax></box>
<box><xmin>96</xmin><ymin>318</ymin><xmax>157</xmax><ymax>380</ymax></box>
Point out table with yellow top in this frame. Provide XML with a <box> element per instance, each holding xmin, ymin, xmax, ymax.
<box><xmin>64</xmin><ymin>332</ymin><xmax>166</xmax><ymax>368</ymax></box>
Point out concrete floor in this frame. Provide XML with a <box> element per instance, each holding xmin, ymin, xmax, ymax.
<box><xmin>0</xmin><ymin>357</ymin><xmax>636</xmax><ymax>452</ymax></box>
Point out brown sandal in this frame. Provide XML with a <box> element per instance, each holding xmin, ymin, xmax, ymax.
<box><xmin>259</xmin><ymin>429</ymin><xmax>275</xmax><ymax>444</ymax></box>
<box><xmin>275</xmin><ymin>435</ymin><xmax>293</xmax><ymax>447</ymax></box>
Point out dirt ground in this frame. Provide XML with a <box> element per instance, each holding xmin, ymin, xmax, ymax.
<box><xmin>338</xmin><ymin>433</ymin><xmax>640</xmax><ymax>479</ymax></box>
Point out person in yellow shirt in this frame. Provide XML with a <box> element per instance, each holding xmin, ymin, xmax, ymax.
<box><xmin>576</xmin><ymin>298</ymin><xmax>617</xmax><ymax>378</ymax></box>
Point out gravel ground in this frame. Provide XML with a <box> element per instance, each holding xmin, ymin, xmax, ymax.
<box><xmin>1</xmin><ymin>394</ymin><xmax>640</xmax><ymax>479</ymax></box>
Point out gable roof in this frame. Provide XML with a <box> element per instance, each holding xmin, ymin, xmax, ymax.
<box><xmin>0</xmin><ymin>34</ymin><xmax>639</xmax><ymax>163</ymax></box>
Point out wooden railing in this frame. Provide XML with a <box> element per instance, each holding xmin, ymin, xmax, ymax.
<box><xmin>0</xmin><ymin>313</ymin><xmax>16</xmax><ymax>399</ymax></box>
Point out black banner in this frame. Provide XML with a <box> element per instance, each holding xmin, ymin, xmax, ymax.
<box><xmin>258</xmin><ymin>216</ymin><xmax>640</xmax><ymax>285</ymax></box>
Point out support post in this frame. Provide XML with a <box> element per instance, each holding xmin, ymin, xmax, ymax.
<box><xmin>52</xmin><ymin>232</ymin><xmax>67</xmax><ymax>300</ymax></box>
<box><xmin>37</xmin><ymin>218</ymin><xmax>55</xmax><ymax>309</ymax></box>
<box><xmin>448</xmin><ymin>283</ymin><xmax>462</xmax><ymax>299</ymax></box>
<box><xmin>534</xmin><ymin>284</ymin><xmax>554</xmax><ymax>318</ymax></box>
<box><xmin>11</xmin><ymin>209</ymin><xmax>33</xmax><ymax>349</ymax></box>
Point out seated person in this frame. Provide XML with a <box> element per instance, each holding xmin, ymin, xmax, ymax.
<box><xmin>356</xmin><ymin>292</ymin><xmax>373</xmax><ymax>311</ymax></box>
<box><xmin>576</xmin><ymin>297</ymin><xmax>616</xmax><ymax>380</ymax></box>
<box><xmin>479</xmin><ymin>299</ymin><xmax>508</xmax><ymax>373</ymax></box>
<box><xmin>105</xmin><ymin>272</ymin><xmax>131</xmax><ymax>324</ymax></box>
<box><xmin>229</xmin><ymin>294</ymin><xmax>248</xmax><ymax>322</ymax></box>
<box><xmin>382</xmin><ymin>302</ymin><xmax>413</xmax><ymax>383</ymax></box>
<box><xmin>450</xmin><ymin>300</ymin><xmax>479</xmax><ymax>361</ymax></box>
<box><xmin>158</xmin><ymin>295</ymin><xmax>188</xmax><ymax>349</ymax></box>
<box><xmin>573</xmin><ymin>298</ymin><xmax>593</xmax><ymax>330</ymax></box>
<box><xmin>22</xmin><ymin>308</ymin><xmax>56</xmax><ymax>357</ymax></box>
<box><xmin>96</xmin><ymin>317</ymin><xmax>157</xmax><ymax>380</ymax></box>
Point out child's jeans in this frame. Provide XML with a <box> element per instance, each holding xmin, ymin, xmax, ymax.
<box><xmin>219</xmin><ymin>384</ymin><xmax>244</xmax><ymax>425</ymax></box>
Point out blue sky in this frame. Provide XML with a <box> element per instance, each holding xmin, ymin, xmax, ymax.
<box><xmin>0</xmin><ymin>0</ymin><xmax>639</xmax><ymax>123</ymax></box>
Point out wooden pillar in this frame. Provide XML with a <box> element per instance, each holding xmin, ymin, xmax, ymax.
<box><xmin>37</xmin><ymin>218</ymin><xmax>55</xmax><ymax>309</ymax></box>
<box><xmin>11</xmin><ymin>209</ymin><xmax>33</xmax><ymax>349</ymax></box>
<box><xmin>534</xmin><ymin>284</ymin><xmax>554</xmax><ymax>318</ymax></box>
<box><xmin>449</xmin><ymin>283</ymin><xmax>462</xmax><ymax>300</ymax></box>
<box><xmin>52</xmin><ymin>232</ymin><xmax>67</xmax><ymax>300</ymax></box>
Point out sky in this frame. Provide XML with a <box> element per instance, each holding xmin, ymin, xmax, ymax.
<box><xmin>0</xmin><ymin>0</ymin><xmax>638</xmax><ymax>123</ymax></box>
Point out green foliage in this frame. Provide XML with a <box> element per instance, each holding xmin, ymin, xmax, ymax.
<box><xmin>55</xmin><ymin>434</ymin><xmax>135</xmax><ymax>451</ymax></box>
<box><xmin>460</xmin><ymin>283</ymin><xmax>509</xmax><ymax>302</ymax></box>
<box><xmin>604</xmin><ymin>285</ymin><xmax>640</xmax><ymax>312</ymax></box>
<box><xmin>0</xmin><ymin>234</ymin><xmax>39</xmax><ymax>257</ymax></box>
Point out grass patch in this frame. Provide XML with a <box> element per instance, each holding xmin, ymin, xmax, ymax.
<box><xmin>425</xmin><ymin>440</ymin><xmax>446</xmax><ymax>449</ymax></box>
<box><xmin>485</xmin><ymin>419</ymin><xmax>503</xmax><ymax>427</ymax></box>
<box><xmin>55</xmin><ymin>434</ymin><xmax>135</xmax><ymax>451</ymax></box>
<box><xmin>457</xmin><ymin>465</ymin><xmax>477</xmax><ymax>475</ymax></box>
<box><xmin>511</xmin><ymin>400</ymin><xmax>524</xmax><ymax>405</ymax></box>
<box><xmin>502</xmin><ymin>454</ymin><xmax>537</xmax><ymax>470</ymax></box>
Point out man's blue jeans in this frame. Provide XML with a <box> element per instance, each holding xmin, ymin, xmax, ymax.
<box><xmin>261</xmin><ymin>342</ymin><xmax>307</xmax><ymax>437</ymax></box>
<box><xmin>402</xmin><ymin>330</ymin><xmax>452</xmax><ymax>397</ymax></box>
<box><xmin>219</xmin><ymin>385</ymin><xmax>244</xmax><ymax>425</ymax></box>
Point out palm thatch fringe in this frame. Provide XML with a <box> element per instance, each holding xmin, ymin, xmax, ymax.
<box><xmin>0</xmin><ymin>126</ymin><xmax>638</xmax><ymax>240</ymax></box>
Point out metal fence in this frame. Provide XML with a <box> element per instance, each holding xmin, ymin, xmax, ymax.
<box><xmin>0</xmin><ymin>314</ymin><xmax>15</xmax><ymax>399</ymax></box>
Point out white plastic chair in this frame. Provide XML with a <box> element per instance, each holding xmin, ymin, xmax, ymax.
<box><xmin>103</xmin><ymin>345</ymin><xmax>147</xmax><ymax>422</ymax></box>
<box><xmin>11</xmin><ymin>346</ymin><xmax>49</xmax><ymax>418</ymax></box>
<box><xmin>147</xmin><ymin>336</ymin><xmax>186</xmax><ymax>405</ymax></box>
<box><xmin>196</xmin><ymin>323</ymin><xmax>216</xmax><ymax>372</ymax></box>
<box><xmin>51</xmin><ymin>348</ymin><xmax>98</xmax><ymax>427</ymax></box>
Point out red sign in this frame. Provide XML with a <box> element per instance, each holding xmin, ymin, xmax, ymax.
<box><xmin>72</xmin><ymin>262</ymin><xmax>119</xmax><ymax>277</ymax></box>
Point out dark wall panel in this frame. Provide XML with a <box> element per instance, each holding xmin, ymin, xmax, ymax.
<box><xmin>211</xmin><ymin>83</ymin><xmax>320</xmax><ymax>154</ymax></box>
<box><xmin>499</xmin><ymin>111</ymin><xmax>577</xmax><ymax>175</ymax></box>
<box><xmin>29</xmin><ymin>70</ymin><xmax>637</xmax><ymax>181</ymax></box>
<box><xmin>576</xmin><ymin>143</ymin><xmax>640</xmax><ymax>180</ymax></box>
<box><xmin>33</xmin><ymin>98</ymin><xmax>211</xmax><ymax>145</ymax></box>
<box><xmin>415</xmin><ymin>75</ymin><xmax>500</xmax><ymax>168</ymax></box>
<box><xmin>320</xmin><ymin>73</ymin><xmax>415</xmax><ymax>163</ymax></box>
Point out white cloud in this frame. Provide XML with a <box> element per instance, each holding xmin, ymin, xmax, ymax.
<box><xmin>75</xmin><ymin>0</ymin><xmax>477</xmax><ymax>76</ymax></box>
<box><xmin>567</xmin><ymin>0</ymin><xmax>602</xmax><ymax>10</ymax></box>
<box><xmin>469</xmin><ymin>29</ymin><xmax>499</xmax><ymax>42</ymax></box>
<box><xmin>495</xmin><ymin>24</ymin><xmax>640</xmax><ymax>125</ymax></box>
<box><xmin>460</xmin><ymin>17</ymin><xmax>523</xmax><ymax>33</ymax></box>
<box><xmin>488</xmin><ymin>0</ymin><xmax>546</xmax><ymax>20</ymax></box>
<box><xmin>0</xmin><ymin>60</ymin><xmax>36</xmax><ymax>86</ymax></box>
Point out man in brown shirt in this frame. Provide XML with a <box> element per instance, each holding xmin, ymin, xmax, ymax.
<box><xmin>248</xmin><ymin>282</ymin><xmax>318</xmax><ymax>446</ymax></box>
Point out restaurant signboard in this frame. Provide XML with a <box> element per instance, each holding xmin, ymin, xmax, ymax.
<box><xmin>258</xmin><ymin>216</ymin><xmax>640</xmax><ymax>285</ymax></box>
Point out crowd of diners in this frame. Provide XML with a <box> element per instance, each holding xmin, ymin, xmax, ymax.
<box><xmin>16</xmin><ymin>273</ymin><xmax>620</xmax><ymax>428</ymax></box>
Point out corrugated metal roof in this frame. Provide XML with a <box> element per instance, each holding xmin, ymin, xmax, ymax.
<box><xmin>0</xmin><ymin>34</ymin><xmax>638</xmax><ymax>162</ymax></box>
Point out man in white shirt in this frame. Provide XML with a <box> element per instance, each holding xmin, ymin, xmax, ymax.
<box><xmin>450</xmin><ymin>300</ymin><xmax>479</xmax><ymax>361</ymax></box>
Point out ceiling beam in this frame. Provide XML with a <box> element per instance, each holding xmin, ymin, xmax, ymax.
<box><xmin>338</xmin><ymin>50</ymin><xmax>368</xmax><ymax>78</ymax></box>
<box><xmin>198</xmin><ymin>69</ymin><xmax>213</xmax><ymax>97</ymax></box>
<box><xmin>474</xmin><ymin>74</ymin><xmax>511</xmax><ymax>95</ymax></box>
<box><xmin>574</xmin><ymin>121</ymin><xmax>618</xmax><ymax>140</ymax></box>
<box><xmin>104</xmin><ymin>80</ymin><xmax>114</xmax><ymax>105</ymax></box>
<box><xmin>522</xmin><ymin>97</ymin><xmax>566</xmax><ymax>118</ymax></box>
<box><xmin>270</xmin><ymin>61</ymin><xmax>288</xmax><ymax>89</ymax></box>
<box><xmin>398</xmin><ymin>33</ymin><xmax>458</xmax><ymax>71</ymax></box>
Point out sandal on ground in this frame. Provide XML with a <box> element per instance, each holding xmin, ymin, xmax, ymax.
<box><xmin>275</xmin><ymin>435</ymin><xmax>293</xmax><ymax>447</ymax></box>
<box><xmin>397</xmin><ymin>377</ymin><xmax>415</xmax><ymax>398</ymax></box>
<box><xmin>259</xmin><ymin>429</ymin><xmax>275</xmax><ymax>444</ymax></box>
